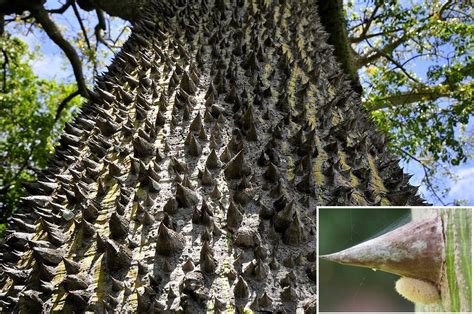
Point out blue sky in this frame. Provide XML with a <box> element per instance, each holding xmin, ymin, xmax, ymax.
<box><xmin>7</xmin><ymin>0</ymin><xmax>474</xmax><ymax>205</ymax></box>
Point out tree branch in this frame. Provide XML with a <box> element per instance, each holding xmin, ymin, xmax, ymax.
<box><xmin>1</xmin><ymin>48</ymin><xmax>7</xmax><ymax>92</ymax></box>
<box><xmin>110</xmin><ymin>23</ymin><xmax>128</xmax><ymax>46</ymax></box>
<box><xmin>94</xmin><ymin>8</ymin><xmax>116</xmax><ymax>51</ymax></box>
<box><xmin>368</xmin><ymin>85</ymin><xmax>454</xmax><ymax>111</ymax></box>
<box><xmin>71</xmin><ymin>1</ymin><xmax>98</xmax><ymax>77</ymax></box>
<box><xmin>353</xmin><ymin>1</ymin><xmax>454</xmax><ymax>69</ymax></box>
<box><xmin>355</xmin><ymin>3</ymin><xmax>382</xmax><ymax>43</ymax></box>
<box><xmin>71</xmin><ymin>1</ymin><xmax>91</xmax><ymax>51</ymax></box>
<box><xmin>355</xmin><ymin>35</ymin><xmax>407</xmax><ymax>68</ymax></box>
<box><xmin>350</xmin><ymin>27</ymin><xmax>404</xmax><ymax>44</ymax></box>
<box><xmin>48</xmin><ymin>0</ymin><xmax>74</xmax><ymax>14</ymax></box>
<box><xmin>76</xmin><ymin>0</ymin><xmax>146</xmax><ymax>21</ymax></box>
<box><xmin>31</xmin><ymin>5</ymin><xmax>89</xmax><ymax>98</ymax></box>
<box><xmin>368</xmin><ymin>81</ymin><xmax>471</xmax><ymax>111</ymax></box>
<box><xmin>383</xmin><ymin>53</ymin><xmax>421</xmax><ymax>84</ymax></box>
<box><xmin>54</xmin><ymin>89</ymin><xmax>81</xmax><ymax>122</ymax></box>
<box><xmin>358</xmin><ymin>31</ymin><xmax>421</xmax><ymax>84</ymax></box>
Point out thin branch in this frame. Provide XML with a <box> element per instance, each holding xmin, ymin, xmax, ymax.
<box><xmin>364</xmin><ymin>37</ymin><xmax>421</xmax><ymax>84</ymax></box>
<box><xmin>348</xmin><ymin>12</ymin><xmax>384</xmax><ymax>32</ymax></box>
<box><xmin>399</xmin><ymin>53</ymin><xmax>433</xmax><ymax>68</ymax></box>
<box><xmin>385</xmin><ymin>54</ymin><xmax>420</xmax><ymax>84</ymax></box>
<box><xmin>111</xmin><ymin>24</ymin><xmax>128</xmax><ymax>46</ymax></box>
<box><xmin>48</xmin><ymin>0</ymin><xmax>74</xmax><ymax>14</ymax></box>
<box><xmin>54</xmin><ymin>89</ymin><xmax>81</xmax><ymax>122</ymax></box>
<box><xmin>31</xmin><ymin>5</ymin><xmax>89</xmax><ymax>98</ymax></box>
<box><xmin>355</xmin><ymin>35</ymin><xmax>407</xmax><ymax>68</ymax></box>
<box><xmin>395</xmin><ymin>147</ymin><xmax>447</xmax><ymax>206</ymax></box>
<box><xmin>71</xmin><ymin>1</ymin><xmax>91</xmax><ymax>51</ymax></box>
<box><xmin>353</xmin><ymin>0</ymin><xmax>453</xmax><ymax>69</ymax></box>
<box><xmin>94</xmin><ymin>8</ymin><xmax>115</xmax><ymax>51</ymax></box>
<box><xmin>350</xmin><ymin>27</ymin><xmax>404</xmax><ymax>44</ymax></box>
<box><xmin>1</xmin><ymin>48</ymin><xmax>7</xmax><ymax>92</ymax></box>
<box><xmin>71</xmin><ymin>1</ymin><xmax>98</xmax><ymax>78</ymax></box>
<box><xmin>369</xmin><ymin>87</ymin><xmax>452</xmax><ymax>111</ymax></box>
<box><xmin>357</xmin><ymin>3</ymin><xmax>382</xmax><ymax>42</ymax></box>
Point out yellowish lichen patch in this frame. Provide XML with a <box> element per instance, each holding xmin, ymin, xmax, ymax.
<box><xmin>287</xmin><ymin>156</ymin><xmax>295</xmax><ymax>182</ymax></box>
<box><xmin>313</xmin><ymin>136</ymin><xmax>327</xmax><ymax>187</ymax></box>
<box><xmin>367</xmin><ymin>153</ymin><xmax>388</xmax><ymax>194</ymax></box>
<box><xmin>350</xmin><ymin>190</ymin><xmax>368</xmax><ymax>206</ymax></box>
<box><xmin>337</xmin><ymin>150</ymin><xmax>359</xmax><ymax>187</ymax></box>
<box><xmin>94</xmin><ymin>255</ymin><xmax>108</xmax><ymax>305</ymax></box>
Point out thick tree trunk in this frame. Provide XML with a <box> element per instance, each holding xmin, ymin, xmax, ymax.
<box><xmin>0</xmin><ymin>0</ymin><xmax>424</xmax><ymax>312</ymax></box>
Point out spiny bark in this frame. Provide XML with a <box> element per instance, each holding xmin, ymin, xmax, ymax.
<box><xmin>0</xmin><ymin>0</ymin><xmax>424</xmax><ymax>312</ymax></box>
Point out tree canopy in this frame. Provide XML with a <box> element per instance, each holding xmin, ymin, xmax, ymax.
<box><xmin>345</xmin><ymin>0</ymin><xmax>473</xmax><ymax>168</ymax></box>
<box><xmin>0</xmin><ymin>36</ymin><xmax>82</xmax><ymax>226</ymax></box>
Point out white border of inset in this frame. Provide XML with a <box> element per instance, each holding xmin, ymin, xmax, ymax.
<box><xmin>316</xmin><ymin>206</ymin><xmax>474</xmax><ymax>314</ymax></box>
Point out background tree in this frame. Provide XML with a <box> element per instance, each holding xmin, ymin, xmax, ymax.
<box><xmin>343</xmin><ymin>0</ymin><xmax>473</xmax><ymax>204</ymax></box>
<box><xmin>0</xmin><ymin>35</ymin><xmax>82</xmax><ymax>229</ymax></box>
<box><xmin>0</xmin><ymin>1</ymin><xmax>131</xmax><ymax>226</ymax></box>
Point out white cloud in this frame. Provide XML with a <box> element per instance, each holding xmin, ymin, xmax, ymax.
<box><xmin>448</xmin><ymin>167</ymin><xmax>474</xmax><ymax>204</ymax></box>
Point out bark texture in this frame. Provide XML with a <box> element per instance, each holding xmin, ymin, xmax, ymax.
<box><xmin>0</xmin><ymin>0</ymin><xmax>425</xmax><ymax>312</ymax></box>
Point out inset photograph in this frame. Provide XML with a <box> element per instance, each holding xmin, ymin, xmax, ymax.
<box><xmin>318</xmin><ymin>207</ymin><xmax>472</xmax><ymax>312</ymax></box>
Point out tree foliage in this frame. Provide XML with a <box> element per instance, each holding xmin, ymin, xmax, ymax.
<box><xmin>346</xmin><ymin>0</ymin><xmax>473</xmax><ymax>166</ymax></box>
<box><xmin>0</xmin><ymin>36</ymin><xmax>82</xmax><ymax>223</ymax></box>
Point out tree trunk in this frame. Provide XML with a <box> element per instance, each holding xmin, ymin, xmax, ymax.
<box><xmin>0</xmin><ymin>0</ymin><xmax>424</xmax><ymax>312</ymax></box>
<box><xmin>412</xmin><ymin>208</ymin><xmax>472</xmax><ymax>312</ymax></box>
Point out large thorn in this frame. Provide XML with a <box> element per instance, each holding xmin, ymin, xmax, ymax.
<box><xmin>320</xmin><ymin>215</ymin><xmax>444</xmax><ymax>284</ymax></box>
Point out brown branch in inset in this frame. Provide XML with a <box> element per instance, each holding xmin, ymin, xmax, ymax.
<box><xmin>395</xmin><ymin>146</ymin><xmax>447</xmax><ymax>206</ymax></box>
<box><xmin>54</xmin><ymin>89</ymin><xmax>81</xmax><ymax>122</ymax></box>
<box><xmin>31</xmin><ymin>5</ymin><xmax>89</xmax><ymax>98</ymax></box>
